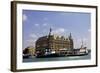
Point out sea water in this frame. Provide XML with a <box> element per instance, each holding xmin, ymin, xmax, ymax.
<box><xmin>23</xmin><ymin>52</ymin><xmax>91</xmax><ymax>62</ymax></box>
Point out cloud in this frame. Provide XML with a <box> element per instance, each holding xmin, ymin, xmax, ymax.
<box><xmin>26</xmin><ymin>39</ymin><xmax>36</xmax><ymax>47</ymax></box>
<box><xmin>26</xmin><ymin>33</ymin><xmax>38</xmax><ymax>47</ymax></box>
<box><xmin>83</xmin><ymin>38</ymin><xmax>88</xmax><ymax>42</ymax></box>
<box><xmin>34</xmin><ymin>23</ymin><xmax>48</xmax><ymax>27</ymax></box>
<box><xmin>52</xmin><ymin>28</ymin><xmax>66</xmax><ymax>35</ymax></box>
<box><xmin>23</xmin><ymin>14</ymin><xmax>27</xmax><ymax>21</ymax></box>
<box><xmin>29</xmin><ymin>33</ymin><xmax>37</xmax><ymax>38</ymax></box>
<box><xmin>88</xmin><ymin>29</ymin><xmax>91</xmax><ymax>32</ymax></box>
<box><xmin>34</xmin><ymin>24</ymin><xmax>39</xmax><ymax>27</ymax></box>
<box><xmin>26</xmin><ymin>39</ymin><xmax>34</xmax><ymax>43</ymax></box>
<box><xmin>43</xmin><ymin>23</ymin><xmax>48</xmax><ymax>26</ymax></box>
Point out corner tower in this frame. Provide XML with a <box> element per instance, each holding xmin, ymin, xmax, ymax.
<box><xmin>68</xmin><ymin>33</ymin><xmax>74</xmax><ymax>49</ymax></box>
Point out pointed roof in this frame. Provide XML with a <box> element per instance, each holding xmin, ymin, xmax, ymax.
<box><xmin>69</xmin><ymin>32</ymin><xmax>72</xmax><ymax>39</ymax></box>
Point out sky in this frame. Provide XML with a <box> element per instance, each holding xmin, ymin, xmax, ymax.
<box><xmin>22</xmin><ymin>10</ymin><xmax>91</xmax><ymax>49</ymax></box>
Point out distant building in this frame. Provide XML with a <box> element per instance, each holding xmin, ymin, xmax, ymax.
<box><xmin>35</xmin><ymin>28</ymin><xmax>74</xmax><ymax>54</ymax></box>
<box><xmin>23</xmin><ymin>46</ymin><xmax>35</xmax><ymax>56</ymax></box>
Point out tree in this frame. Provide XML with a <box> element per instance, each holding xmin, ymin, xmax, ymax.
<box><xmin>23</xmin><ymin>47</ymin><xmax>29</xmax><ymax>54</ymax></box>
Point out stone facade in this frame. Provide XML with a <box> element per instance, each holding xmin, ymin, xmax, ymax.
<box><xmin>35</xmin><ymin>30</ymin><xmax>74</xmax><ymax>53</ymax></box>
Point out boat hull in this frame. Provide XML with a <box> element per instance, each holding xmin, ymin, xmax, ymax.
<box><xmin>36</xmin><ymin>53</ymin><xmax>59</xmax><ymax>58</ymax></box>
<box><xmin>35</xmin><ymin>52</ymin><xmax>89</xmax><ymax>58</ymax></box>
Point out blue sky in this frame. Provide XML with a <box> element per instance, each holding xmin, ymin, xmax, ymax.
<box><xmin>22</xmin><ymin>10</ymin><xmax>91</xmax><ymax>49</ymax></box>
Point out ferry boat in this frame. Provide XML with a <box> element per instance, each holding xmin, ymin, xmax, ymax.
<box><xmin>35</xmin><ymin>48</ymin><xmax>89</xmax><ymax>58</ymax></box>
<box><xmin>69</xmin><ymin>41</ymin><xmax>89</xmax><ymax>56</ymax></box>
<box><xmin>35</xmin><ymin>49</ymin><xmax>59</xmax><ymax>58</ymax></box>
<box><xmin>35</xmin><ymin>42</ymin><xmax>89</xmax><ymax>58</ymax></box>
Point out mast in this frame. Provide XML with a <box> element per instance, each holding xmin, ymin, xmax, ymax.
<box><xmin>81</xmin><ymin>40</ymin><xmax>83</xmax><ymax>49</ymax></box>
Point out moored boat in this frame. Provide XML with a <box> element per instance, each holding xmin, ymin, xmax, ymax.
<box><xmin>23</xmin><ymin>54</ymin><xmax>31</xmax><ymax>58</ymax></box>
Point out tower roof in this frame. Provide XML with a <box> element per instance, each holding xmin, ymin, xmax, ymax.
<box><xmin>69</xmin><ymin>33</ymin><xmax>72</xmax><ymax>39</ymax></box>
